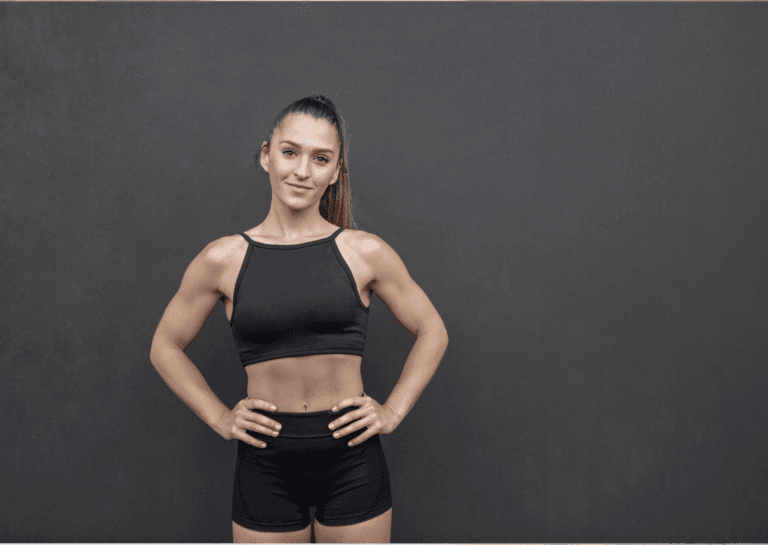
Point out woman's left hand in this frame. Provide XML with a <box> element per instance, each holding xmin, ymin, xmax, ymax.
<box><xmin>328</xmin><ymin>394</ymin><xmax>399</xmax><ymax>447</ymax></box>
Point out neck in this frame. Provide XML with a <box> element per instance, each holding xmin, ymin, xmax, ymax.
<box><xmin>258</xmin><ymin>204</ymin><xmax>333</xmax><ymax>238</ymax></box>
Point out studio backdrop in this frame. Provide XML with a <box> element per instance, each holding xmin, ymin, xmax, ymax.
<box><xmin>2</xmin><ymin>2</ymin><xmax>767</xmax><ymax>542</ymax></box>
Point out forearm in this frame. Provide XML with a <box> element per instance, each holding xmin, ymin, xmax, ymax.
<box><xmin>383</xmin><ymin>328</ymin><xmax>449</xmax><ymax>431</ymax></box>
<box><xmin>149</xmin><ymin>345</ymin><xmax>229</xmax><ymax>434</ymax></box>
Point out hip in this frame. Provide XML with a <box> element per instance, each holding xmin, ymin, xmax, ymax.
<box><xmin>236</xmin><ymin>405</ymin><xmax>386</xmax><ymax>480</ymax></box>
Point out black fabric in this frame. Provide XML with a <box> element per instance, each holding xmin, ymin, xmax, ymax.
<box><xmin>229</xmin><ymin>227</ymin><xmax>370</xmax><ymax>367</ymax></box>
<box><xmin>232</xmin><ymin>404</ymin><xmax>392</xmax><ymax>532</ymax></box>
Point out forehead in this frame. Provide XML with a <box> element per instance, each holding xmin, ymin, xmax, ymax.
<box><xmin>276</xmin><ymin>113</ymin><xmax>339</xmax><ymax>149</ymax></box>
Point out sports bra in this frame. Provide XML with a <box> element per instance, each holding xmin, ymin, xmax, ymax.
<box><xmin>229</xmin><ymin>227</ymin><xmax>370</xmax><ymax>367</ymax></box>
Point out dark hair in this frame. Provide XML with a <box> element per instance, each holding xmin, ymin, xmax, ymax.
<box><xmin>256</xmin><ymin>95</ymin><xmax>356</xmax><ymax>229</ymax></box>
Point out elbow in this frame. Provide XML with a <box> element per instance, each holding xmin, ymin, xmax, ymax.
<box><xmin>149</xmin><ymin>334</ymin><xmax>164</xmax><ymax>365</ymax></box>
<box><xmin>434</xmin><ymin>317</ymin><xmax>449</xmax><ymax>344</ymax></box>
<box><xmin>418</xmin><ymin>322</ymin><xmax>448</xmax><ymax>344</ymax></box>
<box><xmin>149</xmin><ymin>320</ymin><xmax>193</xmax><ymax>375</ymax></box>
<box><xmin>149</xmin><ymin>343</ymin><xmax>162</xmax><ymax>367</ymax></box>
<box><xmin>149</xmin><ymin>338</ymin><xmax>179</xmax><ymax>367</ymax></box>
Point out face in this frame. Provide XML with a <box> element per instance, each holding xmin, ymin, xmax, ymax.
<box><xmin>260</xmin><ymin>113</ymin><xmax>342</xmax><ymax>211</ymax></box>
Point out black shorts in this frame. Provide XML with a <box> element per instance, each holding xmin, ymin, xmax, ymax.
<box><xmin>232</xmin><ymin>404</ymin><xmax>392</xmax><ymax>532</ymax></box>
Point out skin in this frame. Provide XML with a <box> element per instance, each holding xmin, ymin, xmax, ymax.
<box><xmin>151</xmin><ymin>113</ymin><xmax>448</xmax><ymax>543</ymax></box>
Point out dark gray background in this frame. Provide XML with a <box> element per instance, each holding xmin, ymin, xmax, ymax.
<box><xmin>2</xmin><ymin>2</ymin><xmax>767</xmax><ymax>543</ymax></box>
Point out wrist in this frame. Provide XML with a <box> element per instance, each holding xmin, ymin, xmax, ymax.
<box><xmin>383</xmin><ymin>403</ymin><xmax>402</xmax><ymax>431</ymax></box>
<box><xmin>209</xmin><ymin>406</ymin><xmax>231</xmax><ymax>437</ymax></box>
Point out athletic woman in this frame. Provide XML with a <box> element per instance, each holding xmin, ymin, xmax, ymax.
<box><xmin>149</xmin><ymin>95</ymin><xmax>449</xmax><ymax>543</ymax></box>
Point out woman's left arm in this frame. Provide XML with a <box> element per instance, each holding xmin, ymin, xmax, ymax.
<box><xmin>363</xmin><ymin>233</ymin><xmax>449</xmax><ymax>431</ymax></box>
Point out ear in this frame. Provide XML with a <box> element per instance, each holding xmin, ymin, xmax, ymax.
<box><xmin>331</xmin><ymin>159</ymin><xmax>341</xmax><ymax>185</ymax></box>
<box><xmin>259</xmin><ymin>141</ymin><xmax>270</xmax><ymax>173</ymax></box>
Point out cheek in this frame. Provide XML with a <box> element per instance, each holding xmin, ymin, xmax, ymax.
<box><xmin>273</xmin><ymin>163</ymin><xmax>293</xmax><ymax>180</ymax></box>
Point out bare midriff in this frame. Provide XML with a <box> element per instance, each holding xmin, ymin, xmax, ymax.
<box><xmin>244</xmin><ymin>353</ymin><xmax>365</xmax><ymax>413</ymax></box>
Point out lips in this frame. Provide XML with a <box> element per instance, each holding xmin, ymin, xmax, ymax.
<box><xmin>287</xmin><ymin>183</ymin><xmax>311</xmax><ymax>190</ymax></box>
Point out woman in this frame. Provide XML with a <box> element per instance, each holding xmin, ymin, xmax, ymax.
<box><xmin>149</xmin><ymin>95</ymin><xmax>449</xmax><ymax>544</ymax></box>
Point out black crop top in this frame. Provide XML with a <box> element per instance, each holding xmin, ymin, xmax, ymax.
<box><xmin>229</xmin><ymin>227</ymin><xmax>370</xmax><ymax>367</ymax></box>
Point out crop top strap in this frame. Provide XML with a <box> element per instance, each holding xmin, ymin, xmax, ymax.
<box><xmin>238</xmin><ymin>228</ymin><xmax>344</xmax><ymax>245</ymax></box>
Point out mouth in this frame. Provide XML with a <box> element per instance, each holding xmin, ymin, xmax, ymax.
<box><xmin>287</xmin><ymin>182</ymin><xmax>311</xmax><ymax>190</ymax></box>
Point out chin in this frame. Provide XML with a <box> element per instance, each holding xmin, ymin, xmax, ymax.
<box><xmin>283</xmin><ymin>197</ymin><xmax>313</xmax><ymax>211</ymax></box>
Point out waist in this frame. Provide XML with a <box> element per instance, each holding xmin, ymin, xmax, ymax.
<box><xmin>250</xmin><ymin>405</ymin><xmax>360</xmax><ymax>438</ymax></box>
<box><xmin>245</xmin><ymin>353</ymin><xmax>363</xmax><ymax>411</ymax></box>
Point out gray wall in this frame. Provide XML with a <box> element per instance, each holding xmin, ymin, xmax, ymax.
<box><xmin>2</xmin><ymin>3</ymin><xmax>767</xmax><ymax>542</ymax></box>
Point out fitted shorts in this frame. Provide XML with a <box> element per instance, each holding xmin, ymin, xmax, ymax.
<box><xmin>232</xmin><ymin>403</ymin><xmax>393</xmax><ymax>532</ymax></box>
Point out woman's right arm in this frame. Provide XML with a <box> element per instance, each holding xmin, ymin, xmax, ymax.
<box><xmin>150</xmin><ymin>238</ymin><xmax>283</xmax><ymax>446</ymax></box>
<box><xmin>149</xmin><ymin>240</ymin><xmax>233</xmax><ymax>435</ymax></box>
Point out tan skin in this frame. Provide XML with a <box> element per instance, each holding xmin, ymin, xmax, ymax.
<box><xmin>152</xmin><ymin>113</ymin><xmax>446</xmax><ymax>543</ymax></box>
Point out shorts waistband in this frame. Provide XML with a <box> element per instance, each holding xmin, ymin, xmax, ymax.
<box><xmin>250</xmin><ymin>397</ymin><xmax>363</xmax><ymax>439</ymax></box>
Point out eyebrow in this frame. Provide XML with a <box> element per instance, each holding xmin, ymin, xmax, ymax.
<box><xmin>279</xmin><ymin>140</ymin><xmax>335</xmax><ymax>155</ymax></box>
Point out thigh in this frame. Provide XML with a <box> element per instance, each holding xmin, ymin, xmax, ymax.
<box><xmin>314</xmin><ymin>507</ymin><xmax>392</xmax><ymax>544</ymax></box>
<box><xmin>232</xmin><ymin>440</ymin><xmax>312</xmax><ymax>536</ymax></box>
<box><xmin>314</xmin><ymin>436</ymin><xmax>392</xmax><ymax>531</ymax></box>
<box><xmin>232</xmin><ymin>519</ymin><xmax>311</xmax><ymax>544</ymax></box>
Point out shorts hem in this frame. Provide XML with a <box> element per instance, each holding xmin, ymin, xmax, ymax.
<box><xmin>232</xmin><ymin>513</ymin><xmax>311</xmax><ymax>533</ymax></box>
<box><xmin>315</xmin><ymin>499</ymin><xmax>393</xmax><ymax>527</ymax></box>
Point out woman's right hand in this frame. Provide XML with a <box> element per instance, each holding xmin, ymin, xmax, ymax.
<box><xmin>214</xmin><ymin>397</ymin><xmax>282</xmax><ymax>448</ymax></box>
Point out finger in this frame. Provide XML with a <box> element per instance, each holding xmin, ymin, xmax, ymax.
<box><xmin>332</xmin><ymin>395</ymin><xmax>366</xmax><ymax>412</ymax></box>
<box><xmin>244</xmin><ymin>418</ymin><xmax>281</xmax><ymax>437</ymax></box>
<box><xmin>328</xmin><ymin>404</ymin><xmax>373</xmax><ymax>431</ymax></box>
<box><xmin>347</xmin><ymin>425</ymin><xmax>379</xmax><ymax>447</ymax></box>
<box><xmin>249</xmin><ymin>413</ymin><xmax>282</xmax><ymax>432</ymax></box>
<box><xmin>331</xmin><ymin>412</ymin><xmax>376</xmax><ymax>439</ymax></box>
<box><xmin>250</xmin><ymin>398</ymin><xmax>278</xmax><ymax>412</ymax></box>
<box><xmin>235</xmin><ymin>429</ymin><xmax>267</xmax><ymax>449</ymax></box>
<box><xmin>246</xmin><ymin>399</ymin><xmax>282</xmax><ymax>431</ymax></box>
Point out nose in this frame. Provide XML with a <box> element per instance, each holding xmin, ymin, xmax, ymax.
<box><xmin>294</xmin><ymin>155</ymin><xmax>310</xmax><ymax>177</ymax></box>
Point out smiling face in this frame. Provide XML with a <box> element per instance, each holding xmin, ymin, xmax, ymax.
<box><xmin>260</xmin><ymin>113</ymin><xmax>342</xmax><ymax>212</ymax></box>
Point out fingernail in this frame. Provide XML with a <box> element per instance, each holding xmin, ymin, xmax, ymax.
<box><xmin>275</xmin><ymin>424</ymin><xmax>281</xmax><ymax>431</ymax></box>
<box><xmin>332</xmin><ymin>407</ymin><xmax>337</xmax><ymax>412</ymax></box>
<box><xmin>334</xmin><ymin>432</ymin><xmax>340</xmax><ymax>438</ymax></box>
<box><xmin>328</xmin><ymin>423</ymin><xmax>334</xmax><ymax>430</ymax></box>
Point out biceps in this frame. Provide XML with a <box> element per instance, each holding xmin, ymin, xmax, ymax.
<box><xmin>376</xmin><ymin>277</ymin><xmax>442</xmax><ymax>338</ymax></box>
<box><xmin>153</xmin><ymin>287</ymin><xmax>220</xmax><ymax>352</ymax></box>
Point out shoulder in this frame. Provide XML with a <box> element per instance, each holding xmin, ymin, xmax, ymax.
<box><xmin>186</xmin><ymin>234</ymin><xmax>247</xmax><ymax>283</ymax></box>
<box><xmin>201</xmin><ymin>234</ymin><xmax>247</xmax><ymax>266</ymax></box>
<box><xmin>340</xmin><ymin>229</ymin><xmax>407</xmax><ymax>280</ymax></box>
<box><xmin>340</xmin><ymin>229</ymin><xmax>396</xmax><ymax>260</ymax></box>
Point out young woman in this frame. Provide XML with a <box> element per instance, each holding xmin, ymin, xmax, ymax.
<box><xmin>149</xmin><ymin>95</ymin><xmax>449</xmax><ymax>543</ymax></box>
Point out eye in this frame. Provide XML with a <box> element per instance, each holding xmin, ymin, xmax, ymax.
<box><xmin>283</xmin><ymin>149</ymin><xmax>329</xmax><ymax>163</ymax></box>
